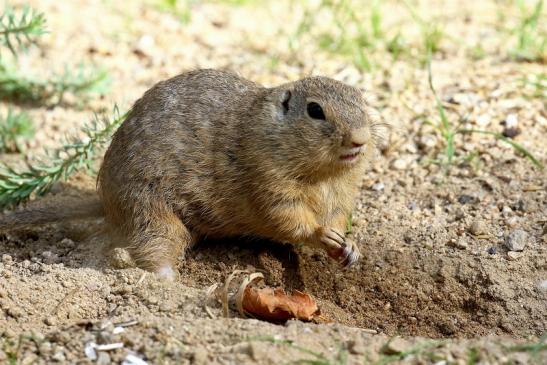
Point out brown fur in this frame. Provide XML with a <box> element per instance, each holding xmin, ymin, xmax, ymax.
<box><xmin>1</xmin><ymin>69</ymin><xmax>382</xmax><ymax>276</ymax></box>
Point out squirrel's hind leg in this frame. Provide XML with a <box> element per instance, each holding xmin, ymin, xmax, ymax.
<box><xmin>106</xmin><ymin>196</ymin><xmax>193</xmax><ymax>280</ymax></box>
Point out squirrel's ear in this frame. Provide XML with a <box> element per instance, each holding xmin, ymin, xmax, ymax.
<box><xmin>280</xmin><ymin>90</ymin><xmax>291</xmax><ymax>114</ymax></box>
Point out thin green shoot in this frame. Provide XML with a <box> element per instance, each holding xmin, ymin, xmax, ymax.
<box><xmin>374</xmin><ymin>339</ymin><xmax>444</xmax><ymax>365</ymax></box>
<box><xmin>510</xmin><ymin>0</ymin><xmax>546</xmax><ymax>62</ymax></box>
<box><xmin>345</xmin><ymin>214</ymin><xmax>353</xmax><ymax>235</ymax></box>
<box><xmin>248</xmin><ymin>336</ymin><xmax>348</xmax><ymax>365</ymax></box>
<box><xmin>0</xmin><ymin>108</ymin><xmax>34</xmax><ymax>153</ymax></box>
<box><xmin>466</xmin><ymin>347</ymin><xmax>480</xmax><ymax>365</ymax></box>
<box><xmin>401</xmin><ymin>0</ymin><xmax>444</xmax><ymax>55</ymax></box>
<box><xmin>426</xmin><ymin>53</ymin><xmax>543</xmax><ymax>169</ymax></box>
<box><xmin>156</xmin><ymin>0</ymin><xmax>196</xmax><ymax>23</ymax></box>
<box><xmin>504</xmin><ymin>334</ymin><xmax>547</xmax><ymax>365</ymax></box>
<box><xmin>0</xmin><ymin>106</ymin><xmax>126</xmax><ymax>208</ymax></box>
<box><xmin>0</xmin><ymin>6</ymin><xmax>46</xmax><ymax>56</ymax></box>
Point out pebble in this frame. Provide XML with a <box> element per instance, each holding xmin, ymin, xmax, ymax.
<box><xmin>371</xmin><ymin>182</ymin><xmax>385</xmax><ymax>191</ymax></box>
<box><xmin>457</xmin><ymin>194</ymin><xmax>475</xmax><ymax>204</ymax></box>
<box><xmin>7</xmin><ymin>306</ymin><xmax>24</xmax><ymax>318</ymax></box>
<box><xmin>505</xmin><ymin>113</ymin><xmax>518</xmax><ymax>129</ymax></box>
<box><xmin>501</xmin><ymin>206</ymin><xmax>513</xmax><ymax>217</ymax></box>
<box><xmin>469</xmin><ymin>221</ymin><xmax>487</xmax><ymax>235</ymax></box>
<box><xmin>382</xmin><ymin>337</ymin><xmax>410</xmax><ymax>355</ymax></box>
<box><xmin>538</xmin><ymin>280</ymin><xmax>547</xmax><ymax>293</ymax></box>
<box><xmin>348</xmin><ymin>338</ymin><xmax>367</xmax><ymax>355</ymax></box>
<box><xmin>392</xmin><ymin>158</ymin><xmax>409</xmax><ymax>170</ymax></box>
<box><xmin>454</xmin><ymin>239</ymin><xmax>468</xmax><ymax>249</ymax></box>
<box><xmin>190</xmin><ymin>348</ymin><xmax>209</xmax><ymax>365</ymax></box>
<box><xmin>60</xmin><ymin>238</ymin><xmax>75</xmax><ymax>248</ymax></box>
<box><xmin>418</xmin><ymin>135</ymin><xmax>437</xmax><ymax>149</ymax></box>
<box><xmin>487</xmin><ymin>246</ymin><xmax>497</xmax><ymax>255</ymax></box>
<box><xmin>1</xmin><ymin>254</ymin><xmax>13</xmax><ymax>264</ymax></box>
<box><xmin>110</xmin><ymin>248</ymin><xmax>135</xmax><ymax>269</ymax></box>
<box><xmin>52</xmin><ymin>351</ymin><xmax>66</xmax><ymax>362</ymax></box>
<box><xmin>44</xmin><ymin>316</ymin><xmax>58</xmax><ymax>326</ymax></box>
<box><xmin>507</xmin><ymin>251</ymin><xmax>522</xmax><ymax>260</ymax></box>
<box><xmin>505</xmin><ymin>229</ymin><xmax>528</xmax><ymax>251</ymax></box>
<box><xmin>505</xmin><ymin>216</ymin><xmax>519</xmax><ymax>228</ymax></box>
<box><xmin>21</xmin><ymin>354</ymin><xmax>38</xmax><ymax>365</ymax></box>
<box><xmin>502</xmin><ymin>127</ymin><xmax>520</xmax><ymax>138</ymax></box>
<box><xmin>42</xmin><ymin>251</ymin><xmax>59</xmax><ymax>265</ymax></box>
<box><xmin>97</xmin><ymin>352</ymin><xmax>111</xmax><ymax>365</ymax></box>
<box><xmin>39</xmin><ymin>341</ymin><xmax>53</xmax><ymax>355</ymax></box>
<box><xmin>476</xmin><ymin>113</ymin><xmax>491</xmax><ymax>127</ymax></box>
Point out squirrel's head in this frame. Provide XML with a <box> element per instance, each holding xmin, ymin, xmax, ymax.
<box><xmin>258</xmin><ymin>76</ymin><xmax>382</xmax><ymax>180</ymax></box>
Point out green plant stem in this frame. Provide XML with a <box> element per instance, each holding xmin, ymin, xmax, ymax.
<box><xmin>457</xmin><ymin>129</ymin><xmax>543</xmax><ymax>168</ymax></box>
<box><xmin>0</xmin><ymin>6</ymin><xmax>46</xmax><ymax>56</ymax></box>
<box><xmin>0</xmin><ymin>107</ymin><xmax>126</xmax><ymax>207</ymax></box>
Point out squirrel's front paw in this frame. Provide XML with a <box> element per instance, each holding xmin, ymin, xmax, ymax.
<box><xmin>319</xmin><ymin>227</ymin><xmax>360</xmax><ymax>268</ymax></box>
<box><xmin>338</xmin><ymin>239</ymin><xmax>360</xmax><ymax>268</ymax></box>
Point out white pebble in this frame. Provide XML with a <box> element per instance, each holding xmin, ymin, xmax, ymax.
<box><xmin>505</xmin><ymin>113</ymin><xmax>518</xmax><ymax>129</ymax></box>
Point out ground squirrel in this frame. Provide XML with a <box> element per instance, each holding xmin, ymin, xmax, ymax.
<box><xmin>0</xmin><ymin>69</ymin><xmax>382</xmax><ymax>279</ymax></box>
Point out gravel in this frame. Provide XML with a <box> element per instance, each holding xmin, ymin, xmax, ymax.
<box><xmin>505</xmin><ymin>229</ymin><xmax>529</xmax><ymax>252</ymax></box>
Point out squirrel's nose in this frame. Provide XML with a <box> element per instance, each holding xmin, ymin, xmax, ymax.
<box><xmin>343</xmin><ymin>127</ymin><xmax>369</xmax><ymax>148</ymax></box>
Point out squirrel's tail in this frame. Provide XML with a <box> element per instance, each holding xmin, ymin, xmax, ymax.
<box><xmin>0</xmin><ymin>196</ymin><xmax>104</xmax><ymax>231</ymax></box>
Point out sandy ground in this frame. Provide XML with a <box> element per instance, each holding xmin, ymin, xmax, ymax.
<box><xmin>1</xmin><ymin>0</ymin><xmax>546</xmax><ymax>364</ymax></box>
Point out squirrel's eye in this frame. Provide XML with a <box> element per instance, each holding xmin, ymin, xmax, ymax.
<box><xmin>307</xmin><ymin>102</ymin><xmax>326</xmax><ymax>120</ymax></box>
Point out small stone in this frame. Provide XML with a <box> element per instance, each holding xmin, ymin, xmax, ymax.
<box><xmin>42</xmin><ymin>251</ymin><xmax>59</xmax><ymax>265</ymax></box>
<box><xmin>44</xmin><ymin>316</ymin><xmax>57</xmax><ymax>326</ymax></box>
<box><xmin>2</xmin><ymin>328</ymin><xmax>16</xmax><ymax>338</ymax></box>
<box><xmin>21</xmin><ymin>354</ymin><xmax>38</xmax><ymax>365</ymax></box>
<box><xmin>110</xmin><ymin>248</ymin><xmax>135</xmax><ymax>269</ymax></box>
<box><xmin>454</xmin><ymin>239</ymin><xmax>468</xmax><ymax>249</ymax></box>
<box><xmin>7</xmin><ymin>306</ymin><xmax>24</xmax><ymax>318</ymax></box>
<box><xmin>382</xmin><ymin>337</ymin><xmax>410</xmax><ymax>355</ymax></box>
<box><xmin>2</xmin><ymin>254</ymin><xmax>13</xmax><ymax>264</ymax></box>
<box><xmin>407</xmin><ymin>201</ymin><xmax>418</xmax><ymax>211</ymax></box>
<box><xmin>21</xmin><ymin>260</ymin><xmax>31</xmax><ymax>269</ymax></box>
<box><xmin>38</xmin><ymin>341</ymin><xmax>53</xmax><ymax>355</ymax></box>
<box><xmin>507</xmin><ymin>251</ymin><xmax>522</xmax><ymax>260</ymax></box>
<box><xmin>418</xmin><ymin>135</ymin><xmax>437</xmax><ymax>149</ymax></box>
<box><xmin>96</xmin><ymin>352</ymin><xmax>111</xmax><ymax>365</ymax></box>
<box><xmin>371</xmin><ymin>182</ymin><xmax>385</xmax><ymax>191</ymax></box>
<box><xmin>52</xmin><ymin>351</ymin><xmax>66</xmax><ymax>362</ymax></box>
<box><xmin>505</xmin><ymin>217</ymin><xmax>519</xmax><ymax>228</ymax></box>
<box><xmin>487</xmin><ymin>246</ymin><xmax>497</xmax><ymax>255</ymax></box>
<box><xmin>230</xmin><ymin>343</ymin><xmax>251</xmax><ymax>355</ymax></box>
<box><xmin>458</xmin><ymin>194</ymin><xmax>475</xmax><ymax>204</ymax></box>
<box><xmin>476</xmin><ymin>114</ymin><xmax>491</xmax><ymax>127</ymax></box>
<box><xmin>504</xmin><ymin>113</ymin><xmax>518</xmax><ymax>129</ymax></box>
<box><xmin>469</xmin><ymin>221</ymin><xmax>487</xmax><ymax>235</ymax></box>
<box><xmin>159</xmin><ymin>302</ymin><xmax>176</xmax><ymax>312</ymax></box>
<box><xmin>502</xmin><ymin>127</ymin><xmax>520</xmax><ymax>138</ymax></box>
<box><xmin>392</xmin><ymin>158</ymin><xmax>409</xmax><ymax>170</ymax></box>
<box><xmin>348</xmin><ymin>338</ymin><xmax>367</xmax><ymax>355</ymax></box>
<box><xmin>537</xmin><ymin>280</ymin><xmax>547</xmax><ymax>293</ymax></box>
<box><xmin>60</xmin><ymin>238</ymin><xmax>75</xmax><ymax>248</ymax></box>
<box><xmin>501</xmin><ymin>205</ymin><xmax>513</xmax><ymax>217</ymax></box>
<box><xmin>191</xmin><ymin>348</ymin><xmax>209</xmax><ymax>364</ymax></box>
<box><xmin>505</xmin><ymin>229</ymin><xmax>529</xmax><ymax>251</ymax></box>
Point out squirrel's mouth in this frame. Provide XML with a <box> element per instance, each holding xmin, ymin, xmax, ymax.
<box><xmin>339</xmin><ymin>147</ymin><xmax>361</xmax><ymax>163</ymax></box>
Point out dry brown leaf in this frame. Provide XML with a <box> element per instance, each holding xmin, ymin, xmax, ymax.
<box><xmin>241</xmin><ymin>286</ymin><xmax>320</xmax><ymax>322</ymax></box>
